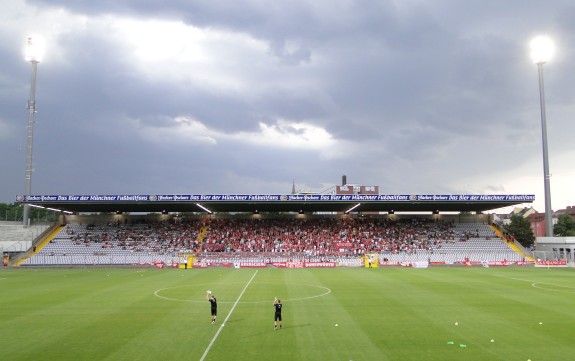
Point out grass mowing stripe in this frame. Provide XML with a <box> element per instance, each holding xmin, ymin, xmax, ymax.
<box><xmin>1</xmin><ymin>267</ymin><xmax>574</xmax><ymax>360</ymax></box>
<box><xmin>199</xmin><ymin>269</ymin><xmax>259</xmax><ymax>361</ymax></box>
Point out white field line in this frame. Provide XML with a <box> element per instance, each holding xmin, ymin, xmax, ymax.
<box><xmin>154</xmin><ymin>282</ymin><xmax>331</xmax><ymax>304</ymax></box>
<box><xmin>199</xmin><ymin>270</ymin><xmax>259</xmax><ymax>361</ymax></box>
<box><xmin>491</xmin><ymin>274</ymin><xmax>575</xmax><ymax>293</ymax></box>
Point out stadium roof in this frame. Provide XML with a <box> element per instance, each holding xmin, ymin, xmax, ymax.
<box><xmin>17</xmin><ymin>194</ymin><xmax>535</xmax><ymax>214</ymax></box>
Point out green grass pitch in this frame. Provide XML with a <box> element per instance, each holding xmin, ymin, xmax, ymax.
<box><xmin>1</xmin><ymin>266</ymin><xmax>574</xmax><ymax>361</ymax></box>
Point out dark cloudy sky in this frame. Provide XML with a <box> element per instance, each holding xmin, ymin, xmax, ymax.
<box><xmin>1</xmin><ymin>0</ymin><xmax>574</xmax><ymax>212</ymax></box>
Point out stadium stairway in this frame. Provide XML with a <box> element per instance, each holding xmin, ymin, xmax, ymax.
<box><xmin>197</xmin><ymin>226</ymin><xmax>208</xmax><ymax>243</ymax></box>
<box><xmin>489</xmin><ymin>224</ymin><xmax>535</xmax><ymax>262</ymax></box>
<box><xmin>12</xmin><ymin>224</ymin><xmax>65</xmax><ymax>266</ymax></box>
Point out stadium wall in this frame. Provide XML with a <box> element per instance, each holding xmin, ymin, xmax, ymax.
<box><xmin>534</xmin><ymin>237</ymin><xmax>575</xmax><ymax>265</ymax></box>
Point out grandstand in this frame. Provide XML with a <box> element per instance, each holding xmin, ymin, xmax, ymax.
<box><xmin>5</xmin><ymin>192</ymin><xmax>538</xmax><ymax>267</ymax></box>
<box><xmin>16</xmin><ymin>214</ymin><xmax>530</xmax><ymax>268</ymax></box>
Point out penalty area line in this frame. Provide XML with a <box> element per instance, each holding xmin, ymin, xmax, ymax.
<box><xmin>199</xmin><ymin>270</ymin><xmax>259</xmax><ymax>361</ymax></box>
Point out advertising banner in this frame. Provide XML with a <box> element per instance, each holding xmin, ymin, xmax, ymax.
<box><xmin>238</xmin><ymin>262</ymin><xmax>267</xmax><ymax>268</ymax></box>
<box><xmin>334</xmin><ymin>242</ymin><xmax>354</xmax><ymax>249</ymax></box>
<box><xmin>535</xmin><ymin>259</ymin><xmax>568</xmax><ymax>267</ymax></box>
<box><xmin>18</xmin><ymin>193</ymin><xmax>536</xmax><ymax>203</ymax></box>
<box><xmin>305</xmin><ymin>262</ymin><xmax>336</xmax><ymax>268</ymax></box>
<box><xmin>273</xmin><ymin>261</ymin><xmax>336</xmax><ymax>268</ymax></box>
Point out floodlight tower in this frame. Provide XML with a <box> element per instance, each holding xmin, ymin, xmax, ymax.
<box><xmin>22</xmin><ymin>36</ymin><xmax>43</xmax><ymax>227</ymax></box>
<box><xmin>530</xmin><ymin>35</ymin><xmax>554</xmax><ymax>237</ymax></box>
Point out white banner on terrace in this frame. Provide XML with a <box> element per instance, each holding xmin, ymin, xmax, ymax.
<box><xmin>412</xmin><ymin>261</ymin><xmax>429</xmax><ymax>268</ymax></box>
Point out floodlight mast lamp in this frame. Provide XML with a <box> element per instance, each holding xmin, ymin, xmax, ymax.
<box><xmin>530</xmin><ymin>35</ymin><xmax>554</xmax><ymax>237</ymax></box>
<box><xmin>23</xmin><ymin>37</ymin><xmax>42</xmax><ymax>227</ymax></box>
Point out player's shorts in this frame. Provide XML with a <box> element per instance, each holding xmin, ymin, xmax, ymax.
<box><xmin>274</xmin><ymin>312</ymin><xmax>282</xmax><ymax>321</ymax></box>
<box><xmin>211</xmin><ymin>308</ymin><xmax>217</xmax><ymax>316</ymax></box>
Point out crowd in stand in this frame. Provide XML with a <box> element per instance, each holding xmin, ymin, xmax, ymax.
<box><xmin>56</xmin><ymin>217</ymin><xmax>475</xmax><ymax>257</ymax></box>
<box><xmin>64</xmin><ymin>218</ymin><xmax>203</xmax><ymax>255</ymax></box>
<box><xmin>200</xmin><ymin>217</ymin><xmax>458</xmax><ymax>256</ymax></box>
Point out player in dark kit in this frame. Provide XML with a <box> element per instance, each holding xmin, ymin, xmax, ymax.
<box><xmin>207</xmin><ymin>291</ymin><xmax>217</xmax><ymax>324</ymax></box>
<box><xmin>273</xmin><ymin>297</ymin><xmax>283</xmax><ymax>330</ymax></box>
